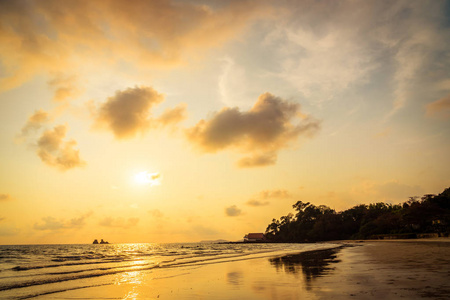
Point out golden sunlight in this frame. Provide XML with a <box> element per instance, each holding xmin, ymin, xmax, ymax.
<box><xmin>134</xmin><ymin>171</ymin><xmax>161</xmax><ymax>186</ymax></box>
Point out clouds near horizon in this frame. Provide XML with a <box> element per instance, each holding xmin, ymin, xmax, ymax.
<box><xmin>187</xmin><ymin>92</ymin><xmax>320</xmax><ymax>167</ymax></box>
<box><xmin>246</xmin><ymin>199</ymin><xmax>269</xmax><ymax>207</ymax></box>
<box><xmin>246</xmin><ymin>189</ymin><xmax>292</xmax><ymax>206</ymax></box>
<box><xmin>259</xmin><ymin>189</ymin><xmax>292</xmax><ymax>199</ymax></box>
<box><xmin>34</xmin><ymin>213</ymin><xmax>92</xmax><ymax>231</ymax></box>
<box><xmin>99</xmin><ymin>217</ymin><xmax>139</xmax><ymax>229</ymax></box>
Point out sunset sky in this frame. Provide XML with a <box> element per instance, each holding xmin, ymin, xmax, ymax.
<box><xmin>1</xmin><ymin>0</ymin><xmax>449</xmax><ymax>244</ymax></box>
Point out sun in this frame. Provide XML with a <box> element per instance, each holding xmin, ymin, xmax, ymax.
<box><xmin>134</xmin><ymin>171</ymin><xmax>161</xmax><ymax>186</ymax></box>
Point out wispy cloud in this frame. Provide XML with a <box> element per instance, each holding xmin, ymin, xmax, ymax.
<box><xmin>99</xmin><ymin>217</ymin><xmax>139</xmax><ymax>229</ymax></box>
<box><xmin>246</xmin><ymin>199</ymin><xmax>269</xmax><ymax>207</ymax></box>
<box><xmin>0</xmin><ymin>0</ymin><xmax>270</xmax><ymax>92</ymax></box>
<box><xmin>246</xmin><ymin>189</ymin><xmax>291</xmax><ymax>206</ymax></box>
<box><xmin>148</xmin><ymin>209</ymin><xmax>164</xmax><ymax>218</ymax></box>
<box><xmin>187</xmin><ymin>92</ymin><xmax>320</xmax><ymax>167</ymax></box>
<box><xmin>261</xmin><ymin>1</ymin><xmax>450</xmax><ymax>119</ymax></box>
<box><xmin>259</xmin><ymin>189</ymin><xmax>292</xmax><ymax>199</ymax></box>
<box><xmin>20</xmin><ymin>110</ymin><xmax>50</xmax><ymax>137</ymax></box>
<box><xmin>34</xmin><ymin>213</ymin><xmax>92</xmax><ymax>231</ymax></box>
<box><xmin>47</xmin><ymin>74</ymin><xmax>80</xmax><ymax>103</ymax></box>
<box><xmin>426</xmin><ymin>94</ymin><xmax>450</xmax><ymax>119</ymax></box>
<box><xmin>157</xmin><ymin>103</ymin><xmax>188</xmax><ymax>127</ymax></box>
<box><xmin>0</xmin><ymin>194</ymin><xmax>11</xmax><ymax>202</ymax></box>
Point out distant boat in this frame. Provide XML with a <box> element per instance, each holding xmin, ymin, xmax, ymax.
<box><xmin>92</xmin><ymin>239</ymin><xmax>109</xmax><ymax>244</ymax></box>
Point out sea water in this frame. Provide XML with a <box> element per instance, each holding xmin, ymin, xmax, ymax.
<box><xmin>0</xmin><ymin>242</ymin><xmax>339</xmax><ymax>299</ymax></box>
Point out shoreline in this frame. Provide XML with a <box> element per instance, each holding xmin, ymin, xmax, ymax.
<box><xmin>28</xmin><ymin>239</ymin><xmax>450</xmax><ymax>299</ymax></box>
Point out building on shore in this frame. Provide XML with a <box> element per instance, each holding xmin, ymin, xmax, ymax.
<box><xmin>244</xmin><ymin>233</ymin><xmax>265</xmax><ymax>242</ymax></box>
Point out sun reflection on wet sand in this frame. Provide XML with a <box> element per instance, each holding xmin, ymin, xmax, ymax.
<box><xmin>13</xmin><ymin>242</ymin><xmax>450</xmax><ymax>299</ymax></box>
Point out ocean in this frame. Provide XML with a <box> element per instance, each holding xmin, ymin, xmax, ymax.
<box><xmin>0</xmin><ymin>242</ymin><xmax>339</xmax><ymax>299</ymax></box>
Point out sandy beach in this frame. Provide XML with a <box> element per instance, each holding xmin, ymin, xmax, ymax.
<box><xmin>30</xmin><ymin>239</ymin><xmax>449</xmax><ymax>300</ymax></box>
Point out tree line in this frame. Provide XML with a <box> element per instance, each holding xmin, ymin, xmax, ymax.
<box><xmin>265</xmin><ymin>187</ymin><xmax>450</xmax><ymax>242</ymax></box>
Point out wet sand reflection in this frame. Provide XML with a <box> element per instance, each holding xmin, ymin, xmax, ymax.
<box><xmin>269</xmin><ymin>247</ymin><xmax>342</xmax><ymax>287</ymax></box>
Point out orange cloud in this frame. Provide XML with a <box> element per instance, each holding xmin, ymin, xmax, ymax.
<box><xmin>94</xmin><ymin>86</ymin><xmax>186</xmax><ymax>139</ymax></box>
<box><xmin>246</xmin><ymin>199</ymin><xmax>269</xmax><ymax>207</ymax></box>
<box><xmin>94</xmin><ymin>86</ymin><xmax>164</xmax><ymax>139</ymax></box>
<box><xmin>34</xmin><ymin>213</ymin><xmax>92</xmax><ymax>231</ymax></box>
<box><xmin>246</xmin><ymin>189</ymin><xmax>291</xmax><ymax>206</ymax></box>
<box><xmin>157</xmin><ymin>103</ymin><xmax>188</xmax><ymax>127</ymax></box>
<box><xmin>0</xmin><ymin>0</ymin><xmax>270</xmax><ymax>92</ymax></box>
<box><xmin>237</xmin><ymin>152</ymin><xmax>277</xmax><ymax>168</ymax></box>
<box><xmin>187</xmin><ymin>93</ymin><xmax>320</xmax><ymax>167</ymax></box>
<box><xmin>0</xmin><ymin>194</ymin><xmax>11</xmax><ymax>202</ymax></box>
<box><xmin>426</xmin><ymin>94</ymin><xmax>450</xmax><ymax>119</ymax></box>
<box><xmin>148</xmin><ymin>209</ymin><xmax>164</xmax><ymax>218</ymax></box>
<box><xmin>47</xmin><ymin>74</ymin><xmax>80</xmax><ymax>102</ymax></box>
<box><xmin>225</xmin><ymin>205</ymin><xmax>242</xmax><ymax>217</ymax></box>
<box><xmin>36</xmin><ymin>125</ymin><xmax>85</xmax><ymax>171</ymax></box>
<box><xmin>259</xmin><ymin>189</ymin><xmax>292</xmax><ymax>199</ymax></box>
<box><xmin>99</xmin><ymin>217</ymin><xmax>139</xmax><ymax>229</ymax></box>
<box><xmin>20</xmin><ymin>109</ymin><xmax>50</xmax><ymax>136</ymax></box>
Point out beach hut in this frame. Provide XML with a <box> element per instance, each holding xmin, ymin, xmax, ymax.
<box><xmin>244</xmin><ymin>233</ymin><xmax>265</xmax><ymax>242</ymax></box>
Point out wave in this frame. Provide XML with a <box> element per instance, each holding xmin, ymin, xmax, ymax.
<box><xmin>0</xmin><ymin>263</ymin><xmax>160</xmax><ymax>292</ymax></box>
<box><xmin>0</xmin><ymin>243</ymin><xmax>341</xmax><ymax>299</ymax></box>
<box><xmin>1</xmin><ymin>250</ymin><xmax>281</xmax><ymax>291</ymax></box>
<box><xmin>11</xmin><ymin>260</ymin><xmax>123</xmax><ymax>271</ymax></box>
<box><xmin>15</xmin><ymin>283</ymin><xmax>112</xmax><ymax>300</ymax></box>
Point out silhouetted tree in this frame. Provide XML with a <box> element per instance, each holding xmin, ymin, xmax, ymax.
<box><xmin>265</xmin><ymin>187</ymin><xmax>450</xmax><ymax>242</ymax></box>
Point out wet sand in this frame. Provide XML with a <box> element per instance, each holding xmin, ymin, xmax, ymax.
<box><xmin>35</xmin><ymin>240</ymin><xmax>450</xmax><ymax>299</ymax></box>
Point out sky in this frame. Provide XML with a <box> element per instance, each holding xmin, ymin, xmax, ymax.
<box><xmin>0</xmin><ymin>0</ymin><xmax>449</xmax><ymax>244</ymax></box>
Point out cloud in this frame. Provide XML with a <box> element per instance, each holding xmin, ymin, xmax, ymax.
<box><xmin>259</xmin><ymin>189</ymin><xmax>292</xmax><ymax>199</ymax></box>
<box><xmin>237</xmin><ymin>152</ymin><xmax>277</xmax><ymax>168</ymax></box>
<box><xmin>0</xmin><ymin>0</ymin><xmax>270</xmax><ymax>92</ymax></box>
<box><xmin>260</xmin><ymin>1</ymin><xmax>450</xmax><ymax>118</ymax></box>
<box><xmin>20</xmin><ymin>110</ymin><xmax>50</xmax><ymax>136</ymax></box>
<box><xmin>0</xmin><ymin>194</ymin><xmax>11</xmax><ymax>201</ymax></box>
<box><xmin>135</xmin><ymin>171</ymin><xmax>162</xmax><ymax>186</ymax></box>
<box><xmin>225</xmin><ymin>205</ymin><xmax>242</xmax><ymax>217</ymax></box>
<box><xmin>246</xmin><ymin>189</ymin><xmax>291</xmax><ymax>206</ymax></box>
<box><xmin>148</xmin><ymin>209</ymin><xmax>164</xmax><ymax>218</ymax></box>
<box><xmin>193</xmin><ymin>224</ymin><xmax>220</xmax><ymax>237</ymax></box>
<box><xmin>187</xmin><ymin>92</ymin><xmax>320</xmax><ymax>167</ymax></box>
<box><xmin>94</xmin><ymin>86</ymin><xmax>163</xmax><ymax>138</ymax></box>
<box><xmin>94</xmin><ymin>86</ymin><xmax>186</xmax><ymax>139</ymax></box>
<box><xmin>47</xmin><ymin>74</ymin><xmax>80</xmax><ymax>102</ymax></box>
<box><xmin>0</xmin><ymin>225</ymin><xmax>20</xmax><ymax>236</ymax></box>
<box><xmin>34</xmin><ymin>213</ymin><xmax>91</xmax><ymax>231</ymax></box>
<box><xmin>19</xmin><ymin>111</ymin><xmax>85</xmax><ymax>171</ymax></box>
<box><xmin>246</xmin><ymin>199</ymin><xmax>269</xmax><ymax>207</ymax></box>
<box><xmin>34</xmin><ymin>217</ymin><xmax>66</xmax><ymax>231</ymax></box>
<box><xmin>426</xmin><ymin>94</ymin><xmax>450</xmax><ymax>119</ymax></box>
<box><xmin>36</xmin><ymin>125</ymin><xmax>85</xmax><ymax>171</ymax></box>
<box><xmin>99</xmin><ymin>217</ymin><xmax>139</xmax><ymax>229</ymax></box>
<box><xmin>157</xmin><ymin>103</ymin><xmax>188</xmax><ymax>127</ymax></box>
